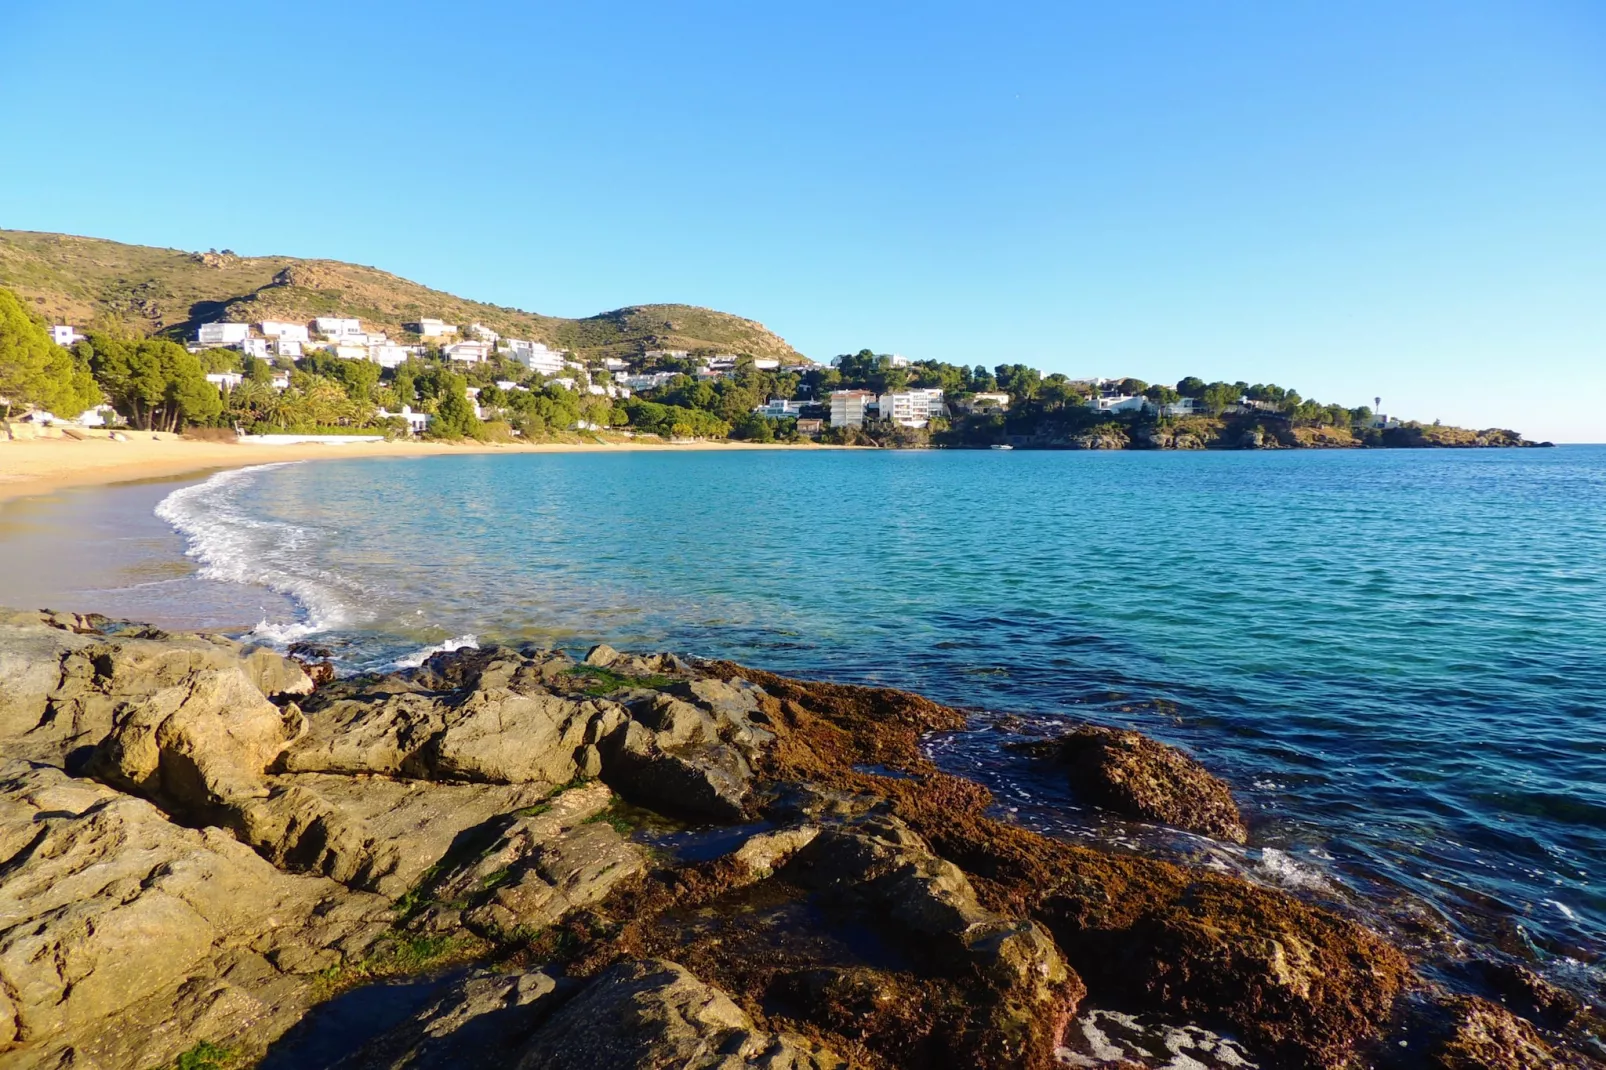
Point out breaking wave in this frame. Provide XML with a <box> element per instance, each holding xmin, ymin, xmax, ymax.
<box><xmin>153</xmin><ymin>464</ymin><xmax>376</xmax><ymax>643</ymax></box>
<box><xmin>392</xmin><ymin>634</ymin><xmax>480</xmax><ymax>669</ymax></box>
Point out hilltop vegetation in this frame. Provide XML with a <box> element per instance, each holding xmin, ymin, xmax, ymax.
<box><xmin>0</xmin><ymin>230</ymin><xmax>804</xmax><ymax>362</ymax></box>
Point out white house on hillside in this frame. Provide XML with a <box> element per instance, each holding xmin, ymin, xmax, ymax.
<box><xmin>1093</xmin><ymin>395</ymin><xmax>1146</xmax><ymax>414</ymax></box>
<box><xmin>502</xmin><ymin>340</ymin><xmax>567</xmax><ymax>375</ymax></box>
<box><xmin>275</xmin><ymin>339</ymin><xmax>303</xmax><ymax>358</ymax></box>
<box><xmin>411</xmin><ymin>318</ymin><xmax>458</xmax><ymax>339</ymax></box>
<box><xmin>197</xmin><ymin>323</ymin><xmax>250</xmax><ymax>346</ymax></box>
<box><xmin>259</xmin><ymin>321</ymin><xmax>310</xmax><ymax>342</ymax></box>
<box><xmin>369</xmin><ymin>344</ymin><xmax>412</xmax><ymax>369</ymax></box>
<box><xmin>314</xmin><ymin>317</ymin><xmax>363</xmax><ymax>338</ymax></box>
<box><xmin>443</xmin><ymin>341</ymin><xmax>492</xmax><ymax>364</ymax></box>
<box><xmin>241</xmin><ymin>338</ymin><xmax>270</xmax><ymax>359</ymax></box>
<box><xmin>205</xmin><ymin>372</ymin><xmax>244</xmax><ymax>390</ymax></box>
<box><xmin>468</xmin><ymin>323</ymin><xmax>500</xmax><ymax>343</ymax></box>
<box><xmin>755</xmin><ymin>399</ymin><xmax>807</xmax><ymax>418</ymax></box>
<box><xmin>49</xmin><ymin>325</ymin><xmax>84</xmax><ymax>347</ymax></box>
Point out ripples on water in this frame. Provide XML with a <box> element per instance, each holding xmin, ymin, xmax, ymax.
<box><xmin>147</xmin><ymin>447</ymin><xmax>1606</xmax><ymax>992</ymax></box>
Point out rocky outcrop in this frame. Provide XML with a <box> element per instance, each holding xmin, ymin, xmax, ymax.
<box><xmin>0</xmin><ymin>613</ymin><xmax>1451</xmax><ymax>1070</ymax></box>
<box><xmin>413</xmin><ymin>781</ymin><xmax>648</xmax><ymax>937</ymax></box>
<box><xmin>1429</xmin><ymin>995</ymin><xmax>1561</xmax><ymax>1069</ymax></box>
<box><xmin>515</xmin><ymin>959</ymin><xmax>844</xmax><ymax>1069</ymax></box>
<box><xmin>235</xmin><ymin>773</ymin><xmax>552</xmax><ymax>895</ymax></box>
<box><xmin>1018</xmin><ymin>725</ymin><xmax>1248</xmax><ymax>842</ymax></box>
<box><xmin>0</xmin><ymin>760</ymin><xmax>390</xmax><ymax>1069</ymax></box>
<box><xmin>335</xmin><ymin>970</ymin><xmax>565</xmax><ymax>1069</ymax></box>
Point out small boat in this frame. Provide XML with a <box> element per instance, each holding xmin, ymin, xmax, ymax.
<box><xmin>989</xmin><ymin>444</ymin><xmax>1013</xmax><ymax>450</ymax></box>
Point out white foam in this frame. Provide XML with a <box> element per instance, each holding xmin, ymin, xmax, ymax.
<box><xmin>1255</xmin><ymin>847</ymin><xmax>1332</xmax><ymax>892</ymax></box>
<box><xmin>393</xmin><ymin>635</ymin><xmax>479</xmax><ymax>669</ymax></box>
<box><xmin>154</xmin><ymin>464</ymin><xmax>375</xmax><ymax>642</ymax></box>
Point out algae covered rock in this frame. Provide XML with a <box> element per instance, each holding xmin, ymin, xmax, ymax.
<box><xmin>1029</xmin><ymin>724</ymin><xmax>1248</xmax><ymax>843</ymax></box>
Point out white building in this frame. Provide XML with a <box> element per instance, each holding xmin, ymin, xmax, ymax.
<box><xmin>830</xmin><ymin>390</ymin><xmax>876</xmax><ymax>428</ymax></box>
<box><xmin>468</xmin><ymin>323</ymin><xmax>500</xmax><ymax>343</ymax></box>
<box><xmin>76</xmin><ymin>404</ymin><xmax>115</xmax><ymax>427</ymax></box>
<box><xmin>1158</xmin><ymin>397</ymin><xmax>1198</xmax><ymax>417</ymax></box>
<box><xmin>378</xmin><ymin>405</ymin><xmax>431</xmax><ymax>435</ymax></box>
<box><xmin>502</xmin><ymin>339</ymin><xmax>568</xmax><ymax>375</ymax></box>
<box><xmin>270</xmin><ymin>372</ymin><xmax>291</xmax><ymax>391</ymax></box>
<box><xmin>314</xmin><ymin>317</ymin><xmax>363</xmax><ymax>338</ymax></box>
<box><xmin>275</xmin><ymin>339</ymin><xmax>303</xmax><ymax>359</ymax></box>
<box><xmin>621</xmin><ymin>371</ymin><xmax>678</xmax><ymax>392</ymax></box>
<box><xmin>241</xmin><ymin>338</ymin><xmax>270</xmax><ymax>359</ymax></box>
<box><xmin>332</xmin><ymin>345</ymin><xmax>369</xmax><ymax>361</ymax></box>
<box><xmin>967</xmin><ymin>392</ymin><xmax>1011</xmax><ymax>411</ymax></box>
<box><xmin>368</xmin><ymin>344</ymin><xmax>412</xmax><ymax>369</ymax></box>
<box><xmin>879</xmin><ymin>388</ymin><xmax>945</xmax><ymax>428</ymax></box>
<box><xmin>197</xmin><ymin>322</ymin><xmax>250</xmax><ymax>346</ymax></box>
<box><xmin>411</xmin><ymin>318</ymin><xmax>458</xmax><ymax>339</ymax></box>
<box><xmin>752</xmin><ymin>358</ymin><xmax>780</xmax><ymax>371</ymax></box>
<box><xmin>205</xmin><ymin>372</ymin><xmax>244</xmax><ymax>390</ymax></box>
<box><xmin>443</xmin><ymin>341</ymin><xmax>492</xmax><ymax>364</ymax></box>
<box><xmin>49</xmin><ymin>325</ymin><xmax>84</xmax><ymax>347</ymax></box>
<box><xmin>1093</xmin><ymin>395</ymin><xmax>1146</xmax><ymax>414</ymax></box>
<box><xmin>754</xmin><ymin>399</ymin><xmax>807</xmax><ymax>418</ymax></box>
<box><xmin>259</xmin><ymin>321</ymin><xmax>309</xmax><ymax>342</ymax></box>
<box><xmin>644</xmin><ymin>349</ymin><xmax>689</xmax><ymax>361</ymax></box>
<box><xmin>599</xmin><ymin>357</ymin><xmax>629</xmax><ymax>372</ymax></box>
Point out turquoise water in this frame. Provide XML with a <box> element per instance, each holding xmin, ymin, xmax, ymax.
<box><xmin>26</xmin><ymin>447</ymin><xmax>1606</xmax><ymax>988</ymax></box>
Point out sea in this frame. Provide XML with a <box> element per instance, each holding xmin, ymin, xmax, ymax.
<box><xmin>1</xmin><ymin>446</ymin><xmax>1601</xmax><ymax>999</ymax></box>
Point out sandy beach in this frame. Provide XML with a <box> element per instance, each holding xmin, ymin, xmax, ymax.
<box><xmin>0</xmin><ymin>434</ymin><xmax>833</xmax><ymax>503</ymax></box>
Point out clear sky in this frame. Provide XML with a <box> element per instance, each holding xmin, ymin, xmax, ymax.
<box><xmin>4</xmin><ymin>1</ymin><xmax>1603</xmax><ymax>440</ymax></box>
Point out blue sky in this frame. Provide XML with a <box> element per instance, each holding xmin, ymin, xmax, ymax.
<box><xmin>4</xmin><ymin>1</ymin><xmax>1603</xmax><ymax>440</ymax></box>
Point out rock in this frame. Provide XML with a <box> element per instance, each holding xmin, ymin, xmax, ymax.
<box><xmin>584</xmin><ymin>643</ymin><xmax>621</xmax><ymax>668</ymax></box>
<box><xmin>1059</xmin><ymin>1007</ymin><xmax>1260</xmax><ymax>1068</ymax></box>
<box><xmin>0</xmin><ymin>618</ymin><xmax>305</xmax><ymax>777</ymax></box>
<box><xmin>1474</xmin><ymin>959</ymin><xmax>1583</xmax><ymax>1028</ymax></box>
<box><xmin>1041</xmin><ymin>725</ymin><xmax>1248</xmax><ymax>843</ymax></box>
<box><xmin>85</xmin><ymin>658</ymin><xmax>300</xmax><ymax>813</ymax></box>
<box><xmin>512</xmin><ymin>958</ymin><xmax>844</xmax><ymax>1069</ymax></box>
<box><xmin>785</xmin><ymin>812</ymin><xmax>1076</xmax><ymax>1054</ymax></box>
<box><xmin>601</xmin><ymin>720</ymin><xmax>753</xmax><ymax>821</ymax></box>
<box><xmin>235</xmin><ymin>772</ymin><xmax>550</xmax><ymax>896</ymax></box>
<box><xmin>0</xmin><ymin>761</ymin><xmax>387</xmax><ymax>1069</ymax></box>
<box><xmin>411</xmin><ymin>782</ymin><xmax>648</xmax><ymax>937</ymax></box>
<box><xmin>629</xmin><ymin>692</ymin><xmax>720</xmax><ymax>748</ymax></box>
<box><xmin>1431</xmin><ymin>995</ymin><xmax>1560</xmax><ymax>1069</ymax></box>
<box><xmin>729</xmin><ymin>825</ymin><xmax>822</xmax><ymax>880</ymax></box>
<box><xmin>285</xmin><ymin>683</ymin><xmax>603</xmax><ymax>789</ymax></box>
<box><xmin>241</xmin><ymin>646</ymin><xmax>315</xmax><ymax>697</ymax></box>
<box><xmin>425</xmin><ymin>689</ymin><xmax>596</xmax><ymax>785</ymax></box>
<box><xmin>335</xmin><ymin>970</ymin><xmax>564</xmax><ymax>1069</ymax></box>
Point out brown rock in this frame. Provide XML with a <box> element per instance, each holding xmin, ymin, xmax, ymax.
<box><xmin>0</xmin><ymin>761</ymin><xmax>387</xmax><ymax>1069</ymax></box>
<box><xmin>1432</xmin><ymin>995</ymin><xmax>1560</xmax><ymax>1069</ymax></box>
<box><xmin>1047</xmin><ymin>725</ymin><xmax>1248</xmax><ymax>843</ymax></box>
<box><xmin>512</xmin><ymin>959</ymin><xmax>844</xmax><ymax>1069</ymax></box>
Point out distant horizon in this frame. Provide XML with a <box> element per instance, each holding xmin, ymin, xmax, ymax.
<box><xmin>3</xmin><ymin>2</ymin><xmax>1602</xmax><ymax>442</ymax></box>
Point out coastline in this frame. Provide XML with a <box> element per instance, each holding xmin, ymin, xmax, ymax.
<box><xmin>0</xmin><ymin>435</ymin><xmax>843</xmax><ymax>504</ymax></box>
<box><xmin>0</xmin><ymin>608</ymin><xmax>1588</xmax><ymax>1069</ymax></box>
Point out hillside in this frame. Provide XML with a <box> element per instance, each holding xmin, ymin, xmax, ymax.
<box><xmin>0</xmin><ymin>230</ymin><xmax>806</xmax><ymax>362</ymax></box>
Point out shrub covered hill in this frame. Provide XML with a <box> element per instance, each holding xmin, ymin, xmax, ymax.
<box><xmin>0</xmin><ymin>229</ymin><xmax>804</xmax><ymax>362</ymax></box>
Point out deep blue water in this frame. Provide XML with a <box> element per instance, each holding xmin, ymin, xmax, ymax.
<box><xmin>28</xmin><ymin>447</ymin><xmax>1606</xmax><ymax>990</ymax></box>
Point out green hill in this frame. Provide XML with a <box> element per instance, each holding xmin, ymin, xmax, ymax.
<box><xmin>0</xmin><ymin>230</ymin><xmax>807</xmax><ymax>362</ymax></box>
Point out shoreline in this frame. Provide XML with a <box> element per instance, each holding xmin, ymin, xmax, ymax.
<box><xmin>0</xmin><ymin>435</ymin><xmax>844</xmax><ymax>504</ymax></box>
<box><xmin>1</xmin><ymin>607</ymin><xmax>1586</xmax><ymax>1069</ymax></box>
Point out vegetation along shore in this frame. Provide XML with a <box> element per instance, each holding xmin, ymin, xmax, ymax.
<box><xmin>0</xmin><ymin>230</ymin><xmax>1549</xmax><ymax>451</ymax></box>
<box><xmin>0</xmin><ymin>607</ymin><xmax>1598</xmax><ymax>1069</ymax></box>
